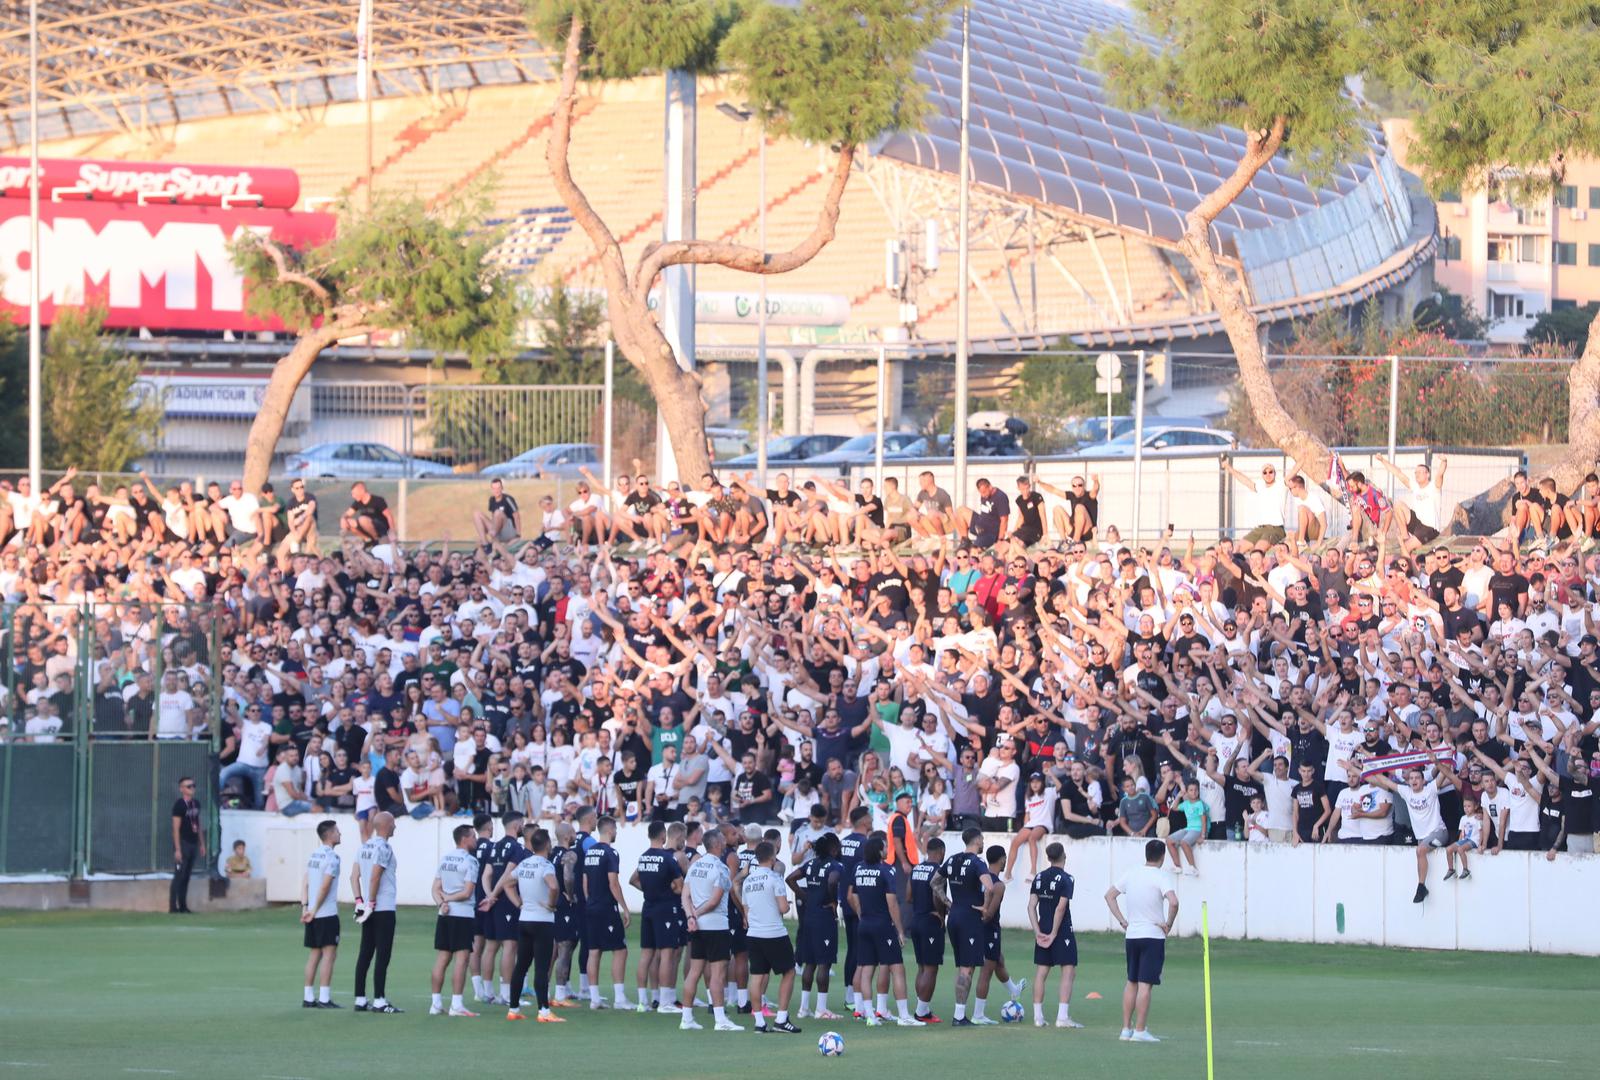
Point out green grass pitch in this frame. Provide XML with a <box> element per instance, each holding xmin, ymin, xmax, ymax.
<box><xmin>0</xmin><ymin>906</ymin><xmax>1590</xmax><ymax>1079</ymax></box>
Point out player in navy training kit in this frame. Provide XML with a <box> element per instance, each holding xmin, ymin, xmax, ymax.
<box><xmin>846</xmin><ymin>837</ymin><xmax>918</xmax><ymax>1026</ymax></box>
<box><xmin>908</xmin><ymin>837</ymin><xmax>948</xmax><ymax>1022</ymax></box>
<box><xmin>971</xmin><ymin>845</ymin><xmax>1026</xmax><ymax>1024</ymax></box>
<box><xmin>478</xmin><ymin>811</ymin><xmax>526</xmax><ymax>1005</ymax></box>
<box><xmin>550</xmin><ymin>822</ymin><xmax>582</xmax><ymax>1006</ymax></box>
<box><xmin>939</xmin><ymin>826</ymin><xmax>994</xmax><ymax>1026</ymax></box>
<box><xmin>582</xmin><ymin>815</ymin><xmax>632</xmax><ymax>1009</ymax></box>
<box><xmin>786</xmin><ymin>831</ymin><xmax>843</xmax><ymax>1020</ymax></box>
<box><xmin>630</xmin><ymin>820</ymin><xmax>685</xmax><ymax>1013</ymax></box>
<box><xmin>837</xmin><ymin>807</ymin><xmax>871</xmax><ymax>1016</ymax></box>
<box><xmin>1028</xmin><ymin>842</ymin><xmax>1083</xmax><ymax>1029</ymax></box>
<box><xmin>468</xmin><ymin>814</ymin><xmax>496</xmax><ymax>1003</ymax></box>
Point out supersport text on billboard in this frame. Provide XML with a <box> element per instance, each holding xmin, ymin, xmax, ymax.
<box><xmin>0</xmin><ymin>200</ymin><xmax>335</xmax><ymax>332</ymax></box>
<box><xmin>0</xmin><ymin>156</ymin><xmax>299</xmax><ymax>208</ymax></box>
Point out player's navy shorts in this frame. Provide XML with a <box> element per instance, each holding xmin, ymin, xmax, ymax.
<box><xmin>434</xmin><ymin>914</ymin><xmax>475</xmax><ymax>953</ymax></box>
<box><xmin>474</xmin><ymin>907</ymin><xmax>493</xmax><ymax>938</ymax></box>
<box><xmin>747</xmin><ymin>934</ymin><xmax>796</xmax><ymax>976</ymax></box>
<box><xmin>983</xmin><ymin>921</ymin><xmax>1003</xmax><ymax>962</ymax></box>
<box><xmin>855</xmin><ymin>921</ymin><xmax>903</xmax><ymax>967</ymax></box>
<box><xmin>641</xmin><ymin>907</ymin><xmax>685</xmax><ymax>950</ymax></box>
<box><xmin>1034</xmin><ymin>930</ymin><xmax>1078</xmax><ymax>968</ymax></box>
<box><xmin>553</xmin><ymin>908</ymin><xmax>580</xmax><ymax>943</ymax></box>
<box><xmin>584</xmin><ymin>906</ymin><xmax>627</xmax><ymax>951</ymax></box>
<box><xmin>303</xmin><ymin>914</ymin><xmax>340</xmax><ymax>949</ymax></box>
<box><xmin>911</xmin><ymin>913</ymin><xmax>944</xmax><ymax>966</ymax></box>
<box><xmin>947</xmin><ymin>913</ymin><xmax>985</xmax><ymax>968</ymax></box>
<box><xmin>489</xmin><ymin>903</ymin><xmax>520</xmax><ymax>941</ymax></box>
<box><xmin>689</xmin><ymin>928</ymin><xmax>732</xmax><ymax>963</ymax></box>
<box><xmin>729</xmin><ymin>913</ymin><xmax>748</xmax><ymax>954</ymax></box>
<box><xmin>797</xmin><ymin>919</ymin><xmax>837</xmax><ymax>965</ymax></box>
<box><xmin>1125</xmin><ymin>937</ymin><xmax>1165</xmax><ymax>985</ymax></box>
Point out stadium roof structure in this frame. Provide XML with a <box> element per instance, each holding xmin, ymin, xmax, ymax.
<box><xmin>878</xmin><ymin>0</ymin><xmax>1427</xmax><ymax>312</ymax></box>
<box><xmin>0</xmin><ymin>1</ymin><xmax>551</xmax><ymax>147</ymax></box>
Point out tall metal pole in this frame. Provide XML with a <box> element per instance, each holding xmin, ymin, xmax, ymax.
<box><xmin>27</xmin><ymin>0</ymin><xmax>41</xmax><ymax>494</ymax></box>
<box><xmin>658</xmin><ymin>70</ymin><xmax>698</xmax><ymax>484</ymax></box>
<box><xmin>756</xmin><ymin>127</ymin><xmax>769</xmax><ymax>488</ymax></box>
<box><xmin>1132</xmin><ymin>350</ymin><xmax>1147</xmax><ymax>544</ymax></box>
<box><xmin>1385</xmin><ymin>353</ymin><xmax>1400</xmax><ymax>499</ymax></box>
<box><xmin>874</xmin><ymin>345</ymin><xmax>887</xmax><ymax>490</ymax></box>
<box><xmin>953</xmin><ymin>4</ymin><xmax>972</xmax><ymax>506</ymax></box>
<box><xmin>362</xmin><ymin>0</ymin><xmax>374</xmax><ymax>209</ymax></box>
<box><xmin>603</xmin><ymin>340</ymin><xmax>615</xmax><ymax>490</ymax></box>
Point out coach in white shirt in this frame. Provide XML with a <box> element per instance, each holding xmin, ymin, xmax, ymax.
<box><xmin>1105</xmin><ymin>839</ymin><xmax>1178</xmax><ymax>1044</ymax></box>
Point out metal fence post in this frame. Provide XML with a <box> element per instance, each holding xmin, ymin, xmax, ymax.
<box><xmin>1386</xmin><ymin>354</ymin><xmax>1400</xmax><ymax>500</ymax></box>
<box><xmin>398</xmin><ymin>478</ymin><xmax>409</xmax><ymax>542</ymax></box>
<box><xmin>208</xmin><ymin>610</ymin><xmax>222</xmax><ymax>874</ymax></box>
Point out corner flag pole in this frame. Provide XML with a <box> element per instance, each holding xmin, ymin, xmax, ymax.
<box><xmin>1202</xmin><ymin>900</ymin><xmax>1215</xmax><ymax>1080</ymax></box>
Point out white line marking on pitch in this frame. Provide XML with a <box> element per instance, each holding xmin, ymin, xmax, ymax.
<box><xmin>1235</xmin><ymin>1040</ymin><xmax>1284</xmax><ymax>1047</ymax></box>
<box><xmin>123</xmin><ymin>1070</ymin><xmax>178</xmax><ymax>1075</ymax></box>
<box><xmin>0</xmin><ymin>1064</ymin><xmax>48</xmax><ymax>1069</ymax></box>
<box><xmin>1350</xmin><ymin>1047</ymin><xmax>1402</xmax><ymax>1054</ymax></box>
<box><xmin>1506</xmin><ymin>1058</ymin><xmax>1565</xmax><ymax>1066</ymax></box>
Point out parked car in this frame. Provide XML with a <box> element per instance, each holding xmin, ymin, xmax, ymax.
<box><xmin>706</xmin><ymin>426</ymin><xmax>756</xmax><ymax>461</ymax></box>
<box><xmin>806</xmin><ymin>432</ymin><xmax>931</xmax><ymax>469</ymax></box>
<box><xmin>721</xmin><ymin>433</ymin><xmax>850</xmax><ymax>467</ymax></box>
<box><xmin>1074</xmin><ymin>425</ymin><xmax>1237</xmax><ymax>457</ymax></box>
<box><xmin>284</xmin><ymin>442</ymin><xmax>454</xmax><ymax>478</ymax></box>
<box><xmin>480</xmin><ymin>442</ymin><xmax>601</xmax><ymax>480</ymax></box>
<box><xmin>1065</xmin><ymin>414</ymin><xmax>1220</xmax><ymax>449</ymax></box>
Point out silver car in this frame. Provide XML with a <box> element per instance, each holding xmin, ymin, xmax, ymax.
<box><xmin>480</xmin><ymin>442</ymin><xmax>601</xmax><ymax>480</ymax></box>
<box><xmin>1074</xmin><ymin>425</ymin><xmax>1238</xmax><ymax>457</ymax></box>
<box><xmin>284</xmin><ymin>442</ymin><xmax>454</xmax><ymax>478</ymax></box>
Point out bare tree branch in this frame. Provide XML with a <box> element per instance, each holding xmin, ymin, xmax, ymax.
<box><xmin>254</xmin><ymin>235</ymin><xmax>334</xmax><ymax>311</ymax></box>
<box><xmin>633</xmin><ymin>144</ymin><xmax>855</xmax><ymax>294</ymax></box>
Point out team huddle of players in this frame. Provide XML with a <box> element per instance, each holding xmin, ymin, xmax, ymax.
<box><xmin>297</xmin><ymin>807</ymin><xmax>1083</xmax><ymax>1030</ymax></box>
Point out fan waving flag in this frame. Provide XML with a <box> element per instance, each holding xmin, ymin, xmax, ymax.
<box><xmin>356</xmin><ymin>0</ymin><xmax>372</xmax><ymax>100</ymax></box>
<box><xmin>1359</xmin><ymin>747</ymin><xmax>1453</xmax><ymax>780</ymax></box>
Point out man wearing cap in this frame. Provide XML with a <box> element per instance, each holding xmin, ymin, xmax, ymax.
<box><xmin>1222</xmin><ymin>459</ymin><xmax>1288</xmax><ymax>546</ymax></box>
<box><xmin>885</xmin><ymin>789</ymin><xmax>919</xmax><ymax>902</ymax></box>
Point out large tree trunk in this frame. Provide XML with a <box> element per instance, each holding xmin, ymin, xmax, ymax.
<box><xmin>543</xmin><ymin>14</ymin><xmax>854</xmax><ymax>485</ymax></box>
<box><xmin>1451</xmin><ymin>315</ymin><xmax>1600</xmax><ymax>533</ymax></box>
<box><xmin>1180</xmin><ymin>117</ymin><xmax>1335</xmax><ymax>484</ymax></box>
<box><xmin>242</xmin><ymin>325</ymin><xmax>348</xmax><ymax>492</ymax></box>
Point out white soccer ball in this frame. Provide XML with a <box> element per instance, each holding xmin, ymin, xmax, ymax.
<box><xmin>817</xmin><ymin>1030</ymin><xmax>845</xmax><ymax>1056</ymax></box>
<box><xmin>999</xmin><ymin>1000</ymin><xmax>1024</xmax><ymax>1024</ymax></box>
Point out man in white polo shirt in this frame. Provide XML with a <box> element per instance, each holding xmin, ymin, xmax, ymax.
<box><xmin>1104</xmin><ymin>839</ymin><xmax>1177</xmax><ymax>1043</ymax></box>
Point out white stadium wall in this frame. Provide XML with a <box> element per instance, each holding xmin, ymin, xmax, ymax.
<box><xmin>231</xmin><ymin>812</ymin><xmax>1600</xmax><ymax>957</ymax></box>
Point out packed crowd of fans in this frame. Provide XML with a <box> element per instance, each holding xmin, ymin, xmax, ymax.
<box><xmin>4</xmin><ymin>455</ymin><xmax>1597</xmax><ymax>880</ymax></box>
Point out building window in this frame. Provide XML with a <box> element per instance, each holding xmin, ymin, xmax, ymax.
<box><xmin>1555</xmin><ymin>241</ymin><xmax>1578</xmax><ymax>266</ymax></box>
<box><xmin>1440</xmin><ymin>235</ymin><xmax>1462</xmax><ymax>261</ymax></box>
<box><xmin>1489</xmin><ymin>293</ymin><xmax>1526</xmax><ymax>319</ymax></box>
<box><xmin>1438</xmin><ymin>188</ymin><xmax>1461</xmax><ymax>204</ymax></box>
<box><xmin>1552</xmin><ymin>298</ymin><xmax>1578</xmax><ymax>311</ymax></box>
<box><xmin>1591</xmin><ymin>244</ymin><xmax>1600</xmax><ymax>267</ymax></box>
<box><xmin>1590</xmin><ymin>186</ymin><xmax>1600</xmax><ymax>210</ymax></box>
<box><xmin>1556</xmin><ymin>185</ymin><xmax>1578</xmax><ymax>209</ymax></box>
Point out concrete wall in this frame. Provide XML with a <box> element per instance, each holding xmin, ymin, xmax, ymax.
<box><xmin>0</xmin><ymin>875</ymin><xmax>266</xmax><ymax>913</ymax></box>
<box><xmin>247</xmin><ymin>812</ymin><xmax>1599</xmax><ymax>956</ymax></box>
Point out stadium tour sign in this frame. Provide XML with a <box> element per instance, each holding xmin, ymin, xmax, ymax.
<box><xmin>0</xmin><ymin>155</ymin><xmax>334</xmax><ymax>332</ymax></box>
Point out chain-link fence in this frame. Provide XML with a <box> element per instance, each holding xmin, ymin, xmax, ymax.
<box><xmin>0</xmin><ymin>602</ymin><xmax>221</xmax><ymax>877</ymax></box>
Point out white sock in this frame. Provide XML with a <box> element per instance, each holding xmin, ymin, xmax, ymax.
<box><xmin>471</xmin><ymin>975</ymin><xmax>484</xmax><ymax>996</ymax></box>
<box><xmin>661</xmin><ymin>987</ymin><xmax>676</xmax><ymax>1007</ymax></box>
<box><xmin>817</xmin><ymin>991</ymin><xmax>828</xmax><ymax>1013</ymax></box>
<box><xmin>897</xmin><ymin>998</ymin><xmax>911</xmax><ymax>1020</ymax></box>
<box><xmin>318</xmin><ymin>986</ymin><xmax>331</xmax><ymax>1003</ymax></box>
<box><xmin>915</xmin><ymin>998</ymin><xmax>930</xmax><ymax>1016</ymax></box>
<box><xmin>579</xmin><ymin>974</ymin><xmax>590</xmax><ymax>994</ymax></box>
<box><xmin>754</xmin><ymin>1011</ymin><xmax>767</xmax><ymax>1029</ymax></box>
<box><xmin>876</xmin><ymin>992</ymin><xmax>889</xmax><ymax>1016</ymax></box>
<box><xmin>497</xmin><ymin>977</ymin><xmax>507</xmax><ymax>999</ymax></box>
<box><xmin>777</xmin><ymin>1010</ymin><xmax>789</xmax><ymax>1024</ymax></box>
<box><xmin>354</xmin><ymin>996</ymin><xmax>367</xmax><ymax>1007</ymax></box>
<box><xmin>431</xmin><ymin>993</ymin><xmax>443</xmax><ymax>1009</ymax></box>
<box><xmin>1007</xmin><ymin>978</ymin><xmax>1023</xmax><ymax>997</ymax></box>
<box><xmin>450</xmin><ymin>994</ymin><xmax>464</xmax><ymax>1011</ymax></box>
<box><xmin>713</xmin><ymin>1005</ymin><xmax>728</xmax><ymax>1023</ymax></box>
<box><xmin>1034</xmin><ymin>1002</ymin><xmax>1045</xmax><ymax>1023</ymax></box>
<box><xmin>613</xmin><ymin>983</ymin><xmax>627</xmax><ymax>1004</ymax></box>
<box><xmin>974</xmin><ymin>997</ymin><xmax>987</xmax><ymax>1019</ymax></box>
<box><xmin>953</xmin><ymin>1001</ymin><xmax>966</xmax><ymax>1020</ymax></box>
<box><xmin>737</xmin><ymin>987</ymin><xmax>750</xmax><ymax>1007</ymax></box>
<box><xmin>303</xmin><ymin>986</ymin><xmax>314</xmax><ymax>1003</ymax></box>
<box><xmin>681</xmin><ymin>1005</ymin><xmax>694</xmax><ymax>1021</ymax></box>
<box><xmin>800</xmin><ymin>990</ymin><xmax>812</xmax><ymax>1013</ymax></box>
<box><xmin>589</xmin><ymin>986</ymin><xmax>601</xmax><ymax>1005</ymax></box>
<box><xmin>1057</xmin><ymin>1002</ymin><xmax>1070</xmax><ymax>1022</ymax></box>
<box><xmin>554</xmin><ymin>985</ymin><xmax>569</xmax><ymax>1001</ymax></box>
<box><xmin>374</xmin><ymin>997</ymin><xmax>388</xmax><ymax>1009</ymax></box>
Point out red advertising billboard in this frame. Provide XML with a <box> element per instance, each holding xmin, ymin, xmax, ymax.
<box><xmin>0</xmin><ymin>166</ymin><xmax>334</xmax><ymax>332</ymax></box>
<box><xmin>0</xmin><ymin>156</ymin><xmax>300</xmax><ymax>208</ymax></box>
